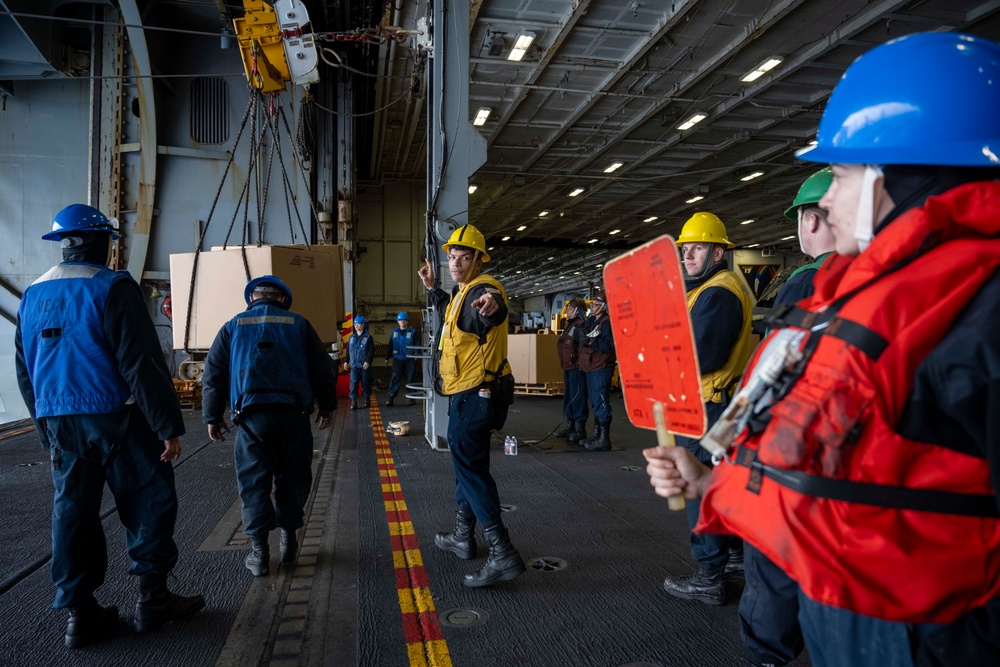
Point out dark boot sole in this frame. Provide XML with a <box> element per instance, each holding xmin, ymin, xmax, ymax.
<box><xmin>661</xmin><ymin>582</ymin><xmax>726</xmax><ymax>606</ymax></box>
<box><xmin>434</xmin><ymin>534</ymin><xmax>476</xmax><ymax>560</ymax></box>
<box><xmin>134</xmin><ymin>597</ymin><xmax>205</xmax><ymax>633</ymax></box>
<box><xmin>463</xmin><ymin>562</ymin><xmax>526</xmax><ymax>588</ymax></box>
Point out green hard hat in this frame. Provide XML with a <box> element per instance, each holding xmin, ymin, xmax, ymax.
<box><xmin>784</xmin><ymin>167</ymin><xmax>833</xmax><ymax>220</ymax></box>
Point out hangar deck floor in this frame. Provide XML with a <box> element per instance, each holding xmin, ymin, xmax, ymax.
<box><xmin>0</xmin><ymin>394</ymin><xmax>811</xmax><ymax>667</ymax></box>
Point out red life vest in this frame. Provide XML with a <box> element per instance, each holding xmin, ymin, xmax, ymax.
<box><xmin>697</xmin><ymin>182</ymin><xmax>1000</xmax><ymax>624</ymax></box>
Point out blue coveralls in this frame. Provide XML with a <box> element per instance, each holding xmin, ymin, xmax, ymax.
<box><xmin>579</xmin><ymin>311</ymin><xmax>614</xmax><ymax>424</ymax></box>
<box><xmin>14</xmin><ymin>263</ymin><xmax>184</xmax><ymax>609</ymax></box>
<box><xmin>386</xmin><ymin>325</ymin><xmax>417</xmax><ymax>400</ymax></box>
<box><xmin>202</xmin><ymin>298</ymin><xmax>338</xmax><ymax>540</ymax></box>
<box><xmin>347</xmin><ymin>327</ymin><xmax>374</xmax><ymax>399</ymax></box>
<box><xmin>557</xmin><ymin>315</ymin><xmax>588</xmax><ymax>423</ymax></box>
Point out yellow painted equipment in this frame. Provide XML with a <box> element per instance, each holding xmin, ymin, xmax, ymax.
<box><xmin>233</xmin><ymin>0</ymin><xmax>320</xmax><ymax>93</ymax></box>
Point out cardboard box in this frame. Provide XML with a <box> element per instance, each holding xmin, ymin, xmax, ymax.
<box><xmin>507</xmin><ymin>333</ymin><xmax>563</xmax><ymax>384</ymax></box>
<box><xmin>170</xmin><ymin>244</ymin><xmax>345</xmax><ymax>350</ymax></box>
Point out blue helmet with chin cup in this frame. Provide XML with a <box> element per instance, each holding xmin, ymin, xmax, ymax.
<box><xmin>797</xmin><ymin>32</ymin><xmax>1000</xmax><ymax>166</ymax></box>
<box><xmin>43</xmin><ymin>204</ymin><xmax>121</xmax><ymax>241</ymax></box>
<box><xmin>244</xmin><ymin>275</ymin><xmax>293</xmax><ymax>307</ymax></box>
<box><xmin>396</xmin><ymin>312</ymin><xmax>409</xmax><ymax>321</ymax></box>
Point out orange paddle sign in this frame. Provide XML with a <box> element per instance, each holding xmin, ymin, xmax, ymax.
<box><xmin>603</xmin><ymin>235</ymin><xmax>705</xmax><ymax>438</ymax></box>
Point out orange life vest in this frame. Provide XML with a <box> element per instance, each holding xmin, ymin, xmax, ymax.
<box><xmin>697</xmin><ymin>182</ymin><xmax>1000</xmax><ymax>623</ymax></box>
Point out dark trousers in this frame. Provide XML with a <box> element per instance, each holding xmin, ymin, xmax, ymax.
<box><xmin>45</xmin><ymin>409</ymin><xmax>179</xmax><ymax>609</ymax></box>
<box><xmin>350</xmin><ymin>366</ymin><xmax>372</xmax><ymax>398</ymax></box>
<box><xmin>562</xmin><ymin>368</ymin><xmax>588</xmax><ymax>422</ymax></box>
<box><xmin>388</xmin><ymin>358</ymin><xmax>415</xmax><ymax>398</ymax></box>
<box><xmin>233</xmin><ymin>405</ymin><xmax>313</xmax><ymax>539</ymax></box>
<box><xmin>677</xmin><ymin>399</ymin><xmax>736</xmax><ymax>569</ymax></box>
<box><xmin>740</xmin><ymin>543</ymin><xmax>805</xmax><ymax>666</ymax></box>
<box><xmin>446</xmin><ymin>392</ymin><xmax>501</xmax><ymax>527</ymax></box>
<box><xmin>584</xmin><ymin>367</ymin><xmax>613</xmax><ymax>423</ymax></box>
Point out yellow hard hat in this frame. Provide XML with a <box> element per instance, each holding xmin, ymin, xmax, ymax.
<box><xmin>675</xmin><ymin>212</ymin><xmax>734</xmax><ymax>249</ymax></box>
<box><xmin>442</xmin><ymin>223</ymin><xmax>490</xmax><ymax>262</ymax></box>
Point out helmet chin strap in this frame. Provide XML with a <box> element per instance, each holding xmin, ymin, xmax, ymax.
<box><xmin>855</xmin><ymin>165</ymin><xmax>884</xmax><ymax>252</ymax></box>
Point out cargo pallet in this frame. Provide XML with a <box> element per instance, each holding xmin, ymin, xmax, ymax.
<box><xmin>513</xmin><ymin>382</ymin><xmax>564</xmax><ymax>396</ymax></box>
<box><xmin>173</xmin><ymin>379</ymin><xmax>203</xmax><ymax>410</ymax></box>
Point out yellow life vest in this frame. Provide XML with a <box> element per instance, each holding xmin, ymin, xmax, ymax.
<box><xmin>686</xmin><ymin>268</ymin><xmax>754</xmax><ymax>403</ymax></box>
<box><xmin>438</xmin><ymin>273</ymin><xmax>510</xmax><ymax>396</ymax></box>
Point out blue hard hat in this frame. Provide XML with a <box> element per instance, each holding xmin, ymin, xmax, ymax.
<box><xmin>244</xmin><ymin>275</ymin><xmax>293</xmax><ymax>307</ymax></box>
<box><xmin>43</xmin><ymin>204</ymin><xmax>121</xmax><ymax>240</ymax></box>
<box><xmin>396</xmin><ymin>312</ymin><xmax>409</xmax><ymax>321</ymax></box>
<box><xmin>797</xmin><ymin>32</ymin><xmax>1000</xmax><ymax>167</ymax></box>
<box><xmin>353</xmin><ymin>315</ymin><xmax>367</xmax><ymax>325</ymax></box>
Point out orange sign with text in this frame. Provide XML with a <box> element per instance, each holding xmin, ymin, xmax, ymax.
<box><xmin>603</xmin><ymin>235</ymin><xmax>705</xmax><ymax>437</ymax></box>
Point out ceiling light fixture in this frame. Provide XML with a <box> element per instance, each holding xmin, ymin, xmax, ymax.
<box><xmin>587</xmin><ymin>238</ymin><xmax>598</xmax><ymax>244</ymax></box>
<box><xmin>539</xmin><ymin>210</ymin><xmax>549</xmax><ymax>217</ymax></box>
<box><xmin>516</xmin><ymin>225</ymin><xmax>527</xmax><ymax>231</ymax></box>
<box><xmin>604</xmin><ymin>162</ymin><xmax>624</xmax><ymax>173</ymax></box>
<box><xmin>781</xmin><ymin>235</ymin><xmax>796</xmax><ymax>241</ymax></box>
<box><xmin>643</xmin><ymin>216</ymin><xmax>658</xmax><ymax>223</ymax></box>
<box><xmin>609</xmin><ymin>229</ymin><xmax>621</xmax><ymax>235</ymax></box>
<box><xmin>677</xmin><ymin>112</ymin><xmax>707</xmax><ymax>131</ymax></box>
<box><xmin>740</xmin><ymin>219</ymin><xmax>755</xmax><ymax>225</ymax></box>
<box><xmin>568</xmin><ymin>187</ymin><xmax>585</xmax><ymax>197</ymax></box>
<box><xmin>473</xmin><ymin>107</ymin><xmax>491</xmax><ymax>126</ymax></box>
<box><xmin>741</xmin><ymin>56</ymin><xmax>784</xmax><ymax>83</ymax></box>
<box><xmin>547</xmin><ymin>256</ymin><xmax>555</xmax><ymax>260</ymax></box>
<box><xmin>468</xmin><ymin>185</ymin><xmax>478</xmax><ymax>194</ymax></box>
<box><xmin>507</xmin><ymin>32</ymin><xmax>535</xmax><ymax>61</ymax></box>
<box><xmin>501</xmin><ymin>236</ymin><xmax>511</xmax><ymax>241</ymax></box>
<box><xmin>740</xmin><ymin>171</ymin><xmax>765</xmax><ymax>182</ymax></box>
<box><xmin>686</xmin><ymin>195</ymin><xmax>704</xmax><ymax>204</ymax></box>
<box><xmin>746</xmin><ymin>243</ymin><xmax>760</xmax><ymax>248</ymax></box>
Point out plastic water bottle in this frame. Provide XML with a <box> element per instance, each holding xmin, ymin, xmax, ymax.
<box><xmin>504</xmin><ymin>435</ymin><xmax>518</xmax><ymax>456</ymax></box>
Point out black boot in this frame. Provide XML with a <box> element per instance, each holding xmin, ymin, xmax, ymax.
<box><xmin>362</xmin><ymin>397</ymin><xmax>370</xmax><ymax>409</ymax></box>
<box><xmin>245</xmin><ymin>539</ymin><xmax>270</xmax><ymax>576</ymax></box>
<box><xmin>723</xmin><ymin>546</ymin><xmax>745</xmax><ymax>580</ymax></box>
<box><xmin>553</xmin><ymin>418</ymin><xmax>575</xmax><ymax>438</ymax></box>
<box><xmin>580</xmin><ymin>422</ymin><xmax>604</xmax><ymax>449</ymax></box>
<box><xmin>463</xmin><ymin>523</ymin><xmax>526</xmax><ymax>588</ymax></box>
<box><xmin>350</xmin><ymin>398</ymin><xmax>358</xmax><ymax>410</ymax></box>
<box><xmin>584</xmin><ymin>421</ymin><xmax>612</xmax><ymax>451</ymax></box>
<box><xmin>567</xmin><ymin>420</ymin><xmax>587</xmax><ymax>443</ymax></box>
<box><xmin>434</xmin><ymin>511</ymin><xmax>477</xmax><ymax>560</ymax></box>
<box><xmin>65</xmin><ymin>596</ymin><xmax>118</xmax><ymax>648</ymax></box>
<box><xmin>662</xmin><ymin>566</ymin><xmax>726</xmax><ymax>606</ymax></box>
<box><xmin>386</xmin><ymin>395</ymin><xmax>395</xmax><ymax>407</ymax></box>
<box><xmin>134</xmin><ymin>574</ymin><xmax>205</xmax><ymax>633</ymax></box>
<box><xmin>280</xmin><ymin>528</ymin><xmax>299</xmax><ymax>564</ymax></box>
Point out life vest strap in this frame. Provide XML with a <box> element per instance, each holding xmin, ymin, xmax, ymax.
<box><xmin>736</xmin><ymin>450</ymin><xmax>999</xmax><ymax>518</ymax></box>
<box><xmin>765</xmin><ymin>303</ymin><xmax>888</xmax><ymax>361</ymax></box>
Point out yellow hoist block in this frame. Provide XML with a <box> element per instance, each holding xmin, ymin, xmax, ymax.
<box><xmin>233</xmin><ymin>0</ymin><xmax>292</xmax><ymax>93</ymax></box>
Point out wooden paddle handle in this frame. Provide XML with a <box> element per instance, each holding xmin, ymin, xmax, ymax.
<box><xmin>653</xmin><ymin>402</ymin><xmax>686</xmax><ymax>511</ymax></box>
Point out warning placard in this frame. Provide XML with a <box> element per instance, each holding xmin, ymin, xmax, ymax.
<box><xmin>603</xmin><ymin>235</ymin><xmax>705</xmax><ymax>437</ymax></box>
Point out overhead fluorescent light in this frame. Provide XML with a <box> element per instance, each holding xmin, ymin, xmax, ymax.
<box><xmin>468</xmin><ymin>185</ymin><xmax>478</xmax><ymax>194</ymax></box>
<box><xmin>517</xmin><ymin>225</ymin><xmax>527</xmax><ymax>231</ymax></box>
<box><xmin>539</xmin><ymin>210</ymin><xmax>549</xmax><ymax>217</ymax></box>
<box><xmin>587</xmin><ymin>238</ymin><xmax>598</xmax><ymax>244</ymax></box>
<box><xmin>596</xmin><ymin>264</ymin><xmax>603</xmax><ymax>268</ymax></box>
<box><xmin>740</xmin><ymin>171</ymin><xmax>765</xmax><ymax>182</ymax></box>
<box><xmin>573</xmin><ymin>271</ymin><xmax>581</xmax><ymax>275</ymax></box>
<box><xmin>643</xmin><ymin>216</ymin><xmax>658</xmax><ymax>223</ymax></box>
<box><xmin>488</xmin><ymin>247</ymin><xmax>494</xmax><ymax>251</ymax></box>
<box><xmin>604</xmin><ymin>162</ymin><xmax>624</xmax><ymax>173</ymax></box>
<box><xmin>515</xmin><ymin>270</ymin><xmax>522</xmax><ymax>274</ymax></box>
<box><xmin>741</xmin><ymin>56</ymin><xmax>784</xmax><ymax>83</ymax></box>
<box><xmin>686</xmin><ymin>195</ymin><xmax>704</xmax><ymax>204</ymax></box>
<box><xmin>740</xmin><ymin>219</ymin><xmax>755</xmax><ymax>225</ymax></box>
<box><xmin>501</xmin><ymin>236</ymin><xmax>511</xmax><ymax>241</ymax></box>
<box><xmin>677</xmin><ymin>112</ymin><xmax>707</xmax><ymax>131</ymax></box>
<box><xmin>473</xmin><ymin>107</ymin><xmax>491</xmax><ymax>126</ymax></box>
<box><xmin>781</xmin><ymin>235</ymin><xmax>796</xmax><ymax>241</ymax></box>
<box><xmin>507</xmin><ymin>32</ymin><xmax>535</xmax><ymax>61</ymax></box>
<box><xmin>609</xmin><ymin>229</ymin><xmax>621</xmax><ymax>235</ymax></box>
<box><xmin>746</xmin><ymin>243</ymin><xmax>760</xmax><ymax>248</ymax></box>
<box><xmin>547</xmin><ymin>256</ymin><xmax>555</xmax><ymax>260</ymax></box>
<box><xmin>568</xmin><ymin>187</ymin><xmax>585</xmax><ymax>197</ymax></box>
